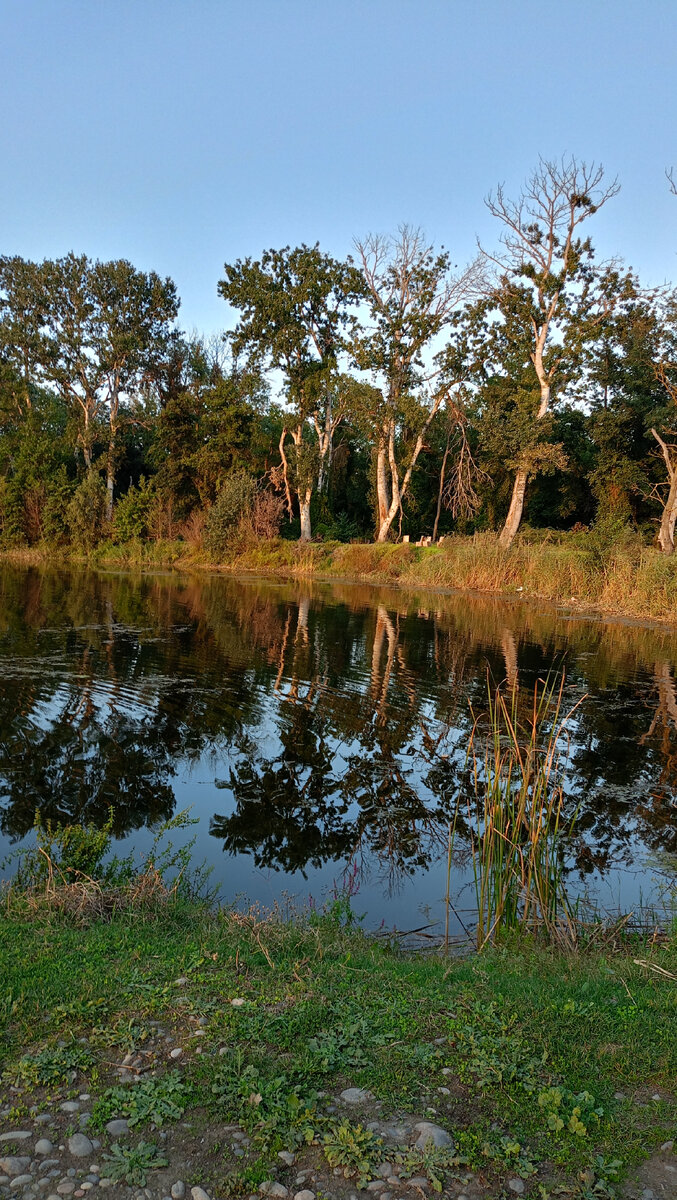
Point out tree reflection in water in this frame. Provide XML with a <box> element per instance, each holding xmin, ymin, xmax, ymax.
<box><xmin>0</xmin><ymin>565</ymin><xmax>676</xmax><ymax>904</ymax></box>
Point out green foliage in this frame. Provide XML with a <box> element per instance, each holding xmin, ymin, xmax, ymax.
<box><xmin>103</xmin><ymin>1140</ymin><xmax>168</xmax><ymax>1186</ymax></box>
<box><xmin>8</xmin><ymin>1042</ymin><xmax>96</xmax><ymax>1087</ymax></box>
<box><xmin>204</xmin><ymin>469</ymin><xmax>257</xmax><ymax>555</ymax></box>
<box><xmin>113</xmin><ymin>476</ymin><xmax>155</xmax><ymax>541</ymax></box>
<box><xmin>322</xmin><ymin>1120</ymin><xmax>383</xmax><ymax>1185</ymax></box>
<box><xmin>91</xmin><ymin>1071</ymin><xmax>191</xmax><ymax>1130</ymax></box>
<box><xmin>17</xmin><ymin>808</ymin><xmax>118</xmax><ymax>886</ymax></box>
<box><xmin>67</xmin><ymin>469</ymin><xmax>107</xmax><ymax>549</ymax></box>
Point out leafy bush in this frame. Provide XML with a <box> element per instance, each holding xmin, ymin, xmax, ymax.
<box><xmin>67</xmin><ymin>469</ymin><xmax>107</xmax><ymax>549</ymax></box>
<box><xmin>204</xmin><ymin>470</ymin><xmax>257</xmax><ymax>555</ymax></box>
<box><xmin>113</xmin><ymin>477</ymin><xmax>155</xmax><ymax>542</ymax></box>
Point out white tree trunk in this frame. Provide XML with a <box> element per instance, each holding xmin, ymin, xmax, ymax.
<box><xmin>299</xmin><ymin>490</ymin><xmax>312</xmax><ymax>542</ymax></box>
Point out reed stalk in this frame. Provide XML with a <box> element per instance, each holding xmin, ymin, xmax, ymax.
<box><xmin>462</xmin><ymin>674</ymin><xmax>581</xmax><ymax>949</ymax></box>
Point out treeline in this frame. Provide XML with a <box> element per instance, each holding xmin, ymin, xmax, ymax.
<box><xmin>2</xmin><ymin>156</ymin><xmax>677</xmax><ymax>556</ymax></box>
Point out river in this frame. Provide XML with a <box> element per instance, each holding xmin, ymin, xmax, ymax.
<box><xmin>0</xmin><ymin>566</ymin><xmax>676</xmax><ymax>937</ymax></box>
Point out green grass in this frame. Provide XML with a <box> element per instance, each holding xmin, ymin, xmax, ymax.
<box><xmin>1</xmin><ymin>900</ymin><xmax>675</xmax><ymax>1197</ymax></box>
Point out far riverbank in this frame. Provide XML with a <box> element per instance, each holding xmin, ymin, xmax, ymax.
<box><xmin>5</xmin><ymin>531</ymin><xmax>677</xmax><ymax>627</ymax></box>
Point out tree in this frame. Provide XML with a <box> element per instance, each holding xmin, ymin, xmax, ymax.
<box><xmin>481</xmin><ymin>157</ymin><xmax>619</xmax><ymax>547</ymax></box>
<box><xmin>219</xmin><ymin>244</ymin><xmax>364</xmax><ymax>540</ymax></box>
<box><xmin>352</xmin><ymin>227</ymin><xmax>482</xmax><ymax>542</ymax></box>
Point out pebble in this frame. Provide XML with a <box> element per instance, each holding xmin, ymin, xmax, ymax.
<box><xmin>259</xmin><ymin>1185</ymin><xmax>289</xmax><ymax>1198</ymax></box>
<box><xmin>508</xmin><ymin>1180</ymin><xmax>525</xmax><ymax>1195</ymax></box>
<box><xmin>278</xmin><ymin>1151</ymin><xmax>296</xmax><ymax>1166</ymax></box>
<box><xmin>35</xmin><ymin>1139</ymin><xmax>54</xmax><ymax>1155</ymax></box>
<box><xmin>294</xmin><ymin>1192</ymin><xmax>315</xmax><ymax>1200</ymax></box>
<box><xmin>170</xmin><ymin>1047</ymin><xmax>183</xmax><ymax>1059</ymax></box>
<box><xmin>413</xmin><ymin>1122</ymin><xmax>453</xmax><ymax>1151</ymax></box>
<box><xmin>57</xmin><ymin>1184</ymin><xmax>75</xmax><ymax>1197</ymax></box>
<box><xmin>661</xmin><ymin>1140</ymin><xmax>674</xmax><ymax>1152</ymax></box>
<box><xmin>10</xmin><ymin>1176</ymin><xmax>33</xmax><ymax>1188</ymax></box>
<box><xmin>67</xmin><ymin>1133</ymin><xmax>93</xmax><ymax>1157</ymax></box>
<box><xmin>0</xmin><ymin>1158</ymin><xmax>30</xmax><ymax>1176</ymax></box>
<box><xmin>0</xmin><ymin>1132</ymin><xmax>32</xmax><ymax>1142</ymax></box>
<box><xmin>340</xmin><ymin>1087</ymin><xmax>373</xmax><ymax>1104</ymax></box>
<box><xmin>171</xmin><ymin>1184</ymin><xmax>186</xmax><ymax>1199</ymax></box>
<box><xmin>104</xmin><ymin>1119</ymin><xmax>129</xmax><ymax>1136</ymax></box>
<box><xmin>60</xmin><ymin>1102</ymin><xmax>80</xmax><ymax>1114</ymax></box>
<box><xmin>231</xmin><ymin>998</ymin><xmax>246</xmax><ymax>1007</ymax></box>
<box><xmin>190</xmin><ymin>1190</ymin><xmax>212</xmax><ymax>1200</ymax></box>
<box><xmin>406</xmin><ymin>1179</ymin><xmax>429</xmax><ymax>1190</ymax></box>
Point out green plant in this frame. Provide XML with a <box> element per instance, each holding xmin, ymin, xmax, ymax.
<box><xmin>204</xmin><ymin>470</ymin><xmax>257</xmax><ymax>556</ymax></box>
<box><xmin>460</xmin><ymin>673</ymin><xmax>581</xmax><ymax>948</ymax></box>
<box><xmin>91</xmin><ymin>1070</ymin><xmax>191</xmax><ymax>1130</ymax></box>
<box><xmin>103</xmin><ymin>1140</ymin><xmax>168</xmax><ymax>1186</ymax></box>
<box><xmin>112</xmin><ymin>476</ymin><xmax>155</xmax><ymax>542</ymax></box>
<box><xmin>9</xmin><ymin>1043</ymin><xmax>96</xmax><ymax>1087</ymax></box>
<box><xmin>322</xmin><ymin>1120</ymin><xmax>383</xmax><ymax>1185</ymax></box>
<box><xmin>16</xmin><ymin>808</ymin><xmax>120</xmax><ymax>887</ymax></box>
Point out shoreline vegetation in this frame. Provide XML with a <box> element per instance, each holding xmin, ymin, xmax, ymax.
<box><xmin>1</xmin><ymin>824</ymin><xmax>676</xmax><ymax>1200</ymax></box>
<box><xmin>6</xmin><ymin>530</ymin><xmax>677</xmax><ymax>627</ymax></box>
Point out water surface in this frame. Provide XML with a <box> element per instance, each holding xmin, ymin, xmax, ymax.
<box><xmin>1</xmin><ymin>566</ymin><xmax>676</xmax><ymax>935</ymax></box>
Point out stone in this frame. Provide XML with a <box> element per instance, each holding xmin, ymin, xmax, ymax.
<box><xmin>413</xmin><ymin>1122</ymin><xmax>453</xmax><ymax>1152</ymax></box>
<box><xmin>9</xmin><ymin>1176</ymin><xmax>34</xmax><ymax>1188</ymax></box>
<box><xmin>35</xmin><ymin>1140</ymin><xmax>54</xmax><ymax>1155</ymax></box>
<box><xmin>171</xmin><ymin>1185</ymin><xmax>186</xmax><ymax>1200</ymax></box>
<box><xmin>67</xmin><ymin>1134</ymin><xmax>93</xmax><ymax>1158</ymax></box>
<box><xmin>104</xmin><ymin>1119</ymin><xmax>129</xmax><ymax>1136</ymax></box>
<box><xmin>294</xmin><ymin>1192</ymin><xmax>315</xmax><ymax>1200</ymax></box>
<box><xmin>405</xmin><ymin>1179</ymin><xmax>429</xmax><ymax>1190</ymax></box>
<box><xmin>377</xmin><ymin>1163</ymin><xmax>395</xmax><ymax>1178</ymax></box>
<box><xmin>508</xmin><ymin>1180</ymin><xmax>525</xmax><ymax>1195</ymax></box>
<box><xmin>340</xmin><ymin>1087</ymin><xmax>373</xmax><ymax>1104</ymax></box>
<box><xmin>191</xmin><ymin>1190</ymin><xmax>212</xmax><ymax>1200</ymax></box>
<box><xmin>170</xmin><ymin>1047</ymin><xmax>183</xmax><ymax>1059</ymax></box>
<box><xmin>0</xmin><ymin>1132</ymin><xmax>32</xmax><ymax>1142</ymax></box>
<box><xmin>231</xmin><ymin>998</ymin><xmax>246</xmax><ymax>1007</ymax></box>
<box><xmin>259</xmin><ymin>1185</ymin><xmax>289</xmax><ymax>1198</ymax></box>
<box><xmin>278</xmin><ymin>1151</ymin><xmax>296</xmax><ymax>1166</ymax></box>
<box><xmin>57</xmin><ymin>1185</ymin><xmax>76</xmax><ymax>1197</ymax></box>
<box><xmin>661</xmin><ymin>1141</ymin><xmax>674</xmax><ymax>1153</ymax></box>
<box><xmin>60</xmin><ymin>1103</ymin><xmax>80</xmax><ymax>1114</ymax></box>
<box><xmin>0</xmin><ymin>1158</ymin><xmax>31</xmax><ymax>1176</ymax></box>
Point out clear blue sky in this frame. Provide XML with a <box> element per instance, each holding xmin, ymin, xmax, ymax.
<box><xmin>2</xmin><ymin>0</ymin><xmax>675</xmax><ymax>335</ymax></box>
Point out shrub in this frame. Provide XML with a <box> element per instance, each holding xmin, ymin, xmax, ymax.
<box><xmin>204</xmin><ymin>470</ymin><xmax>257</xmax><ymax>556</ymax></box>
<box><xmin>113</xmin><ymin>477</ymin><xmax>155</xmax><ymax>542</ymax></box>
<box><xmin>67</xmin><ymin>470</ymin><xmax>107</xmax><ymax>549</ymax></box>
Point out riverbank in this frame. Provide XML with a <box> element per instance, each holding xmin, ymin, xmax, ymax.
<box><xmin>1</xmin><ymin>893</ymin><xmax>675</xmax><ymax>1200</ymax></box>
<box><xmin>5</xmin><ymin>532</ymin><xmax>677</xmax><ymax>627</ymax></box>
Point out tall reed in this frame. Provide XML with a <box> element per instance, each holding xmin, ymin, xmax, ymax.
<box><xmin>461</xmin><ymin>674</ymin><xmax>581</xmax><ymax>949</ymax></box>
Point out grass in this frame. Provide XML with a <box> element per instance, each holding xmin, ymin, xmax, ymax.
<box><xmin>0</xmin><ymin>893</ymin><xmax>675</xmax><ymax>1198</ymax></box>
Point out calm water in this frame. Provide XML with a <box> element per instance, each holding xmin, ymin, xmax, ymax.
<box><xmin>0</xmin><ymin>566</ymin><xmax>676</xmax><ymax>935</ymax></box>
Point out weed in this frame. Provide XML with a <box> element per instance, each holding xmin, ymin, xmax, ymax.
<box><xmin>322</xmin><ymin>1120</ymin><xmax>383</xmax><ymax>1185</ymax></box>
<box><xmin>8</xmin><ymin>1043</ymin><xmax>96</xmax><ymax>1087</ymax></box>
<box><xmin>103</xmin><ymin>1140</ymin><xmax>168</xmax><ymax>1186</ymax></box>
<box><xmin>91</xmin><ymin>1071</ymin><xmax>191</xmax><ymax>1130</ymax></box>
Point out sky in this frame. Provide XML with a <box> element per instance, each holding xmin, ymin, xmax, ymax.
<box><xmin>1</xmin><ymin>0</ymin><xmax>676</xmax><ymax>336</ymax></box>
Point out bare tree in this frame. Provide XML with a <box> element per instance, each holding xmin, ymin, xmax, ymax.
<box><xmin>352</xmin><ymin>226</ymin><xmax>483</xmax><ymax>542</ymax></box>
<box><xmin>483</xmin><ymin>157</ymin><xmax>619</xmax><ymax>548</ymax></box>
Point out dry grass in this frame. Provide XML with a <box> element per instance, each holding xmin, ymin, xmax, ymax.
<box><xmin>5</xmin><ymin>859</ymin><xmax>175</xmax><ymax>925</ymax></box>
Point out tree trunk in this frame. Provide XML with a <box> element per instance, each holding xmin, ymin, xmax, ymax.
<box><xmin>651</xmin><ymin>428</ymin><xmax>677</xmax><ymax>554</ymax></box>
<box><xmin>499</xmin><ymin>361</ymin><xmax>551</xmax><ymax>548</ymax></box>
<box><xmin>299</xmin><ymin>489</ymin><xmax>312</xmax><ymax>542</ymax></box>
<box><xmin>432</xmin><ymin>433</ymin><xmax>451</xmax><ymax>542</ymax></box>
<box><xmin>377</xmin><ymin>394</ymin><xmax>444</xmax><ymax>543</ymax></box>
<box><xmin>375</xmin><ymin>427</ymin><xmax>391</xmax><ymax>533</ymax></box>
<box><xmin>499</xmin><ymin>466</ymin><xmax>528</xmax><ymax>549</ymax></box>
<box><xmin>658</xmin><ymin>476</ymin><xmax>677</xmax><ymax>554</ymax></box>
